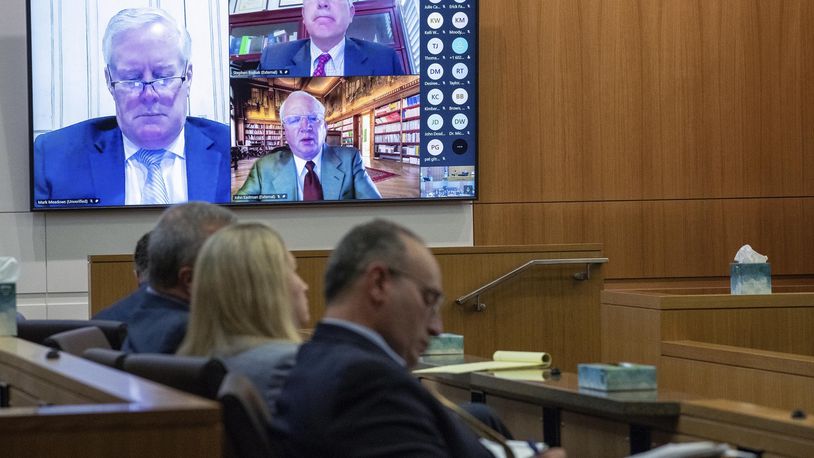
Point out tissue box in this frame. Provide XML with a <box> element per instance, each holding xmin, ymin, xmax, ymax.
<box><xmin>0</xmin><ymin>283</ymin><xmax>17</xmax><ymax>336</ymax></box>
<box><xmin>578</xmin><ymin>363</ymin><xmax>657</xmax><ymax>391</ymax></box>
<box><xmin>423</xmin><ymin>333</ymin><xmax>464</xmax><ymax>355</ymax></box>
<box><xmin>730</xmin><ymin>262</ymin><xmax>771</xmax><ymax>295</ymax></box>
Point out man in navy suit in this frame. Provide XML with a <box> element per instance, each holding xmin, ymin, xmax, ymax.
<box><xmin>258</xmin><ymin>0</ymin><xmax>405</xmax><ymax>77</ymax></box>
<box><xmin>33</xmin><ymin>8</ymin><xmax>231</xmax><ymax>209</ymax></box>
<box><xmin>121</xmin><ymin>202</ymin><xmax>237</xmax><ymax>354</ymax></box>
<box><xmin>271</xmin><ymin>220</ymin><xmax>566</xmax><ymax>457</ymax></box>
<box><xmin>235</xmin><ymin>91</ymin><xmax>381</xmax><ymax>201</ymax></box>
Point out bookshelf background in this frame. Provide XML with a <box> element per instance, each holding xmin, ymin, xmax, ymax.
<box><xmin>328</xmin><ymin>117</ymin><xmax>355</xmax><ymax>148</ymax></box>
<box><xmin>373</xmin><ymin>93</ymin><xmax>420</xmax><ymax>165</ymax></box>
<box><xmin>243</xmin><ymin>121</ymin><xmax>283</xmax><ymax>149</ymax></box>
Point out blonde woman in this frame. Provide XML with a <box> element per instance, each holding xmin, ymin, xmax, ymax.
<box><xmin>178</xmin><ymin>222</ymin><xmax>309</xmax><ymax>413</ymax></box>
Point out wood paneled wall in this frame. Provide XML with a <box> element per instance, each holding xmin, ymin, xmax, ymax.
<box><xmin>475</xmin><ymin>0</ymin><xmax>814</xmax><ymax>282</ymax></box>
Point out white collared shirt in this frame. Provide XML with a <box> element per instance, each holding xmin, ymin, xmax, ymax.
<box><xmin>123</xmin><ymin>130</ymin><xmax>188</xmax><ymax>205</ymax></box>
<box><xmin>309</xmin><ymin>39</ymin><xmax>346</xmax><ymax>76</ymax></box>
<box><xmin>292</xmin><ymin>150</ymin><xmax>323</xmax><ymax>201</ymax></box>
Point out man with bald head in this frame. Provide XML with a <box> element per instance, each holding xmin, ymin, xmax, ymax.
<box><xmin>34</xmin><ymin>8</ymin><xmax>231</xmax><ymax>208</ymax></box>
<box><xmin>235</xmin><ymin>90</ymin><xmax>381</xmax><ymax>202</ymax></box>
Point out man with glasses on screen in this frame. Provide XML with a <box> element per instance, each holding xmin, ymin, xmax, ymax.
<box><xmin>258</xmin><ymin>0</ymin><xmax>405</xmax><ymax>77</ymax></box>
<box><xmin>235</xmin><ymin>90</ymin><xmax>381</xmax><ymax>201</ymax></box>
<box><xmin>33</xmin><ymin>8</ymin><xmax>230</xmax><ymax>207</ymax></box>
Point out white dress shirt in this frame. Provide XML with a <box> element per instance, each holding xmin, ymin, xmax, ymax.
<box><xmin>123</xmin><ymin>130</ymin><xmax>188</xmax><ymax>205</ymax></box>
<box><xmin>310</xmin><ymin>39</ymin><xmax>346</xmax><ymax>76</ymax></box>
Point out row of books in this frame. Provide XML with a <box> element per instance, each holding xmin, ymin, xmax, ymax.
<box><xmin>374</xmin><ymin>123</ymin><xmax>402</xmax><ymax>134</ymax></box>
<box><xmin>230</xmin><ymin>31</ymin><xmax>298</xmax><ymax>55</ymax></box>
<box><xmin>374</xmin><ymin>134</ymin><xmax>401</xmax><ymax>144</ymax></box>
<box><xmin>402</xmin><ymin>132</ymin><xmax>420</xmax><ymax>143</ymax></box>
<box><xmin>403</xmin><ymin>106</ymin><xmax>420</xmax><ymax>119</ymax></box>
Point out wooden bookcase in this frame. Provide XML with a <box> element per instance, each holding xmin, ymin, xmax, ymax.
<box><xmin>373</xmin><ymin>92</ymin><xmax>420</xmax><ymax>163</ymax></box>
<box><xmin>328</xmin><ymin>117</ymin><xmax>355</xmax><ymax>148</ymax></box>
<box><xmin>244</xmin><ymin>121</ymin><xmax>283</xmax><ymax>149</ymax></box>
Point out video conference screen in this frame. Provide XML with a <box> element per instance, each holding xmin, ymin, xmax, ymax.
<box><xmin>28</xmin><ymin>0</ymin><xmax>478</xmax><ymax>210</ymax></box>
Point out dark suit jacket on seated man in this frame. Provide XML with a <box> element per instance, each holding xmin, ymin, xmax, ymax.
<box><xmin>258</xmin><ymin>37</ymin><xmax>405</xmax><ymax>77</ymax></box>
<box><xmin>32</xmin><ymin>7</ymin><xmax>231</xmax><ymax>208</ymax></box>
<box><xmin>234</xmin><ymin>90</ymin><xmax>381</xmax><ymax>202</ymax></box>
<box><xmin>34</xmin><ymin>116</ymin><xmax>231</xmax><ymax>207</ymax></box>
<box><xmin>258</xmin><ymin>0</ymin><xmax>406</xmax><ymax>78</ymax></box>
<box><xmin>120</xmin><ymin>202</ymin><xmax>237</xmax><ymax>353</ymax></box>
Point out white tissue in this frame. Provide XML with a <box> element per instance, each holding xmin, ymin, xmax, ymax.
<box><xmin>0</xmin><ymin>257</ymin><xmax>19</xmax><ymax>282</ymax></box>
<box><xmin>733</xmin><ymin>245</ymin><xmax>768</xmax><ymax>263</ymax></box>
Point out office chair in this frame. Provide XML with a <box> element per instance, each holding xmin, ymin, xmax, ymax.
<box><xmin>218</xmin><ymin>372</ymin><xmax>274</xmax><ymax>458</ymax></box>
<box><xmin>42</xmin><ymin>326</ymin><xmax>111</xmax><ymax>356</ymax></box>
<box><xmin>122</xmin><ymin>353</ymin><xmax>227</xmax><ymax>400</ymax></box>
<box><xmin>17</xmin><ymin>319</ymin><xmax>128</xmax><ymax>350</ymax></box>
<box><xmin>82</xmin><ymin>347</ymin><xmax>128</xmax><ymax>369</ymax></box>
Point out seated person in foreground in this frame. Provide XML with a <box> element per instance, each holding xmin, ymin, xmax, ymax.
<box><xmin>121</xmin><ymin>202</ymin><xmax>236</xmax><ymax>353</ymax></box>
<box><xmin>177</xmin><ymin>222</ymin><xmax>310</xmax><ymax>412</ymax></box>
<box><xmin>94</xmin><ymin>231</ymin><xmax>151</xmax><ymax>321</ymax></box>
<box><xmin>270</xmin><ymin>219</ymin><xmax>564</xmax><ymax>457</ymax></box>
<box><xmin>235</xmin><ymin>91</ymin><xmax>381</xmax><ymax>202</ymax></box>
<box><xmin>258</xmin><ymin>0</ymin><xmax>405</xmax><ymax>77</ymax></box>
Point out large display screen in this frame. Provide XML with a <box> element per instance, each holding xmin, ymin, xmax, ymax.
<box><xmin>28</xmin><ymin>0</ymin><xmax>477</xmax><ymax>209</ymax></box>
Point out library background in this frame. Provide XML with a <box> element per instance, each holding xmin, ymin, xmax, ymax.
<box><xmin>228</xmin><ymin>0</ymin><xmax>475</xmax><ymax>199</ymax></box>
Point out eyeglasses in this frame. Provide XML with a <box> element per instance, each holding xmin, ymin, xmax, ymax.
<box><xmin>388</xmin><ymin>267</ymin><xmax>445</xmax><ymax>314</ymax></box>
<box><xmin>108</xmin><ymin>65</ymin><xmax>189</xmax><ymax>96</ymax></box>
<box><xmin>282</xmin><ymin>114</ymin><xmax>324</xmax><ymax>126</ymax></box>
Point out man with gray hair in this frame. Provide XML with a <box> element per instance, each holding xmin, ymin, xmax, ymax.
<box><xmin>235</xmin><ymin>90</ymin><xmax>381</xmax><ymax>201</ymax></box>
<box><xmin>122</xmin><ymin>201</ymin><xmax>237</xmax><ymax>353</ymax></box>
<box><xmin>271</xmin><ymin>219</ymin><xmax>564</xmax><ymax>457</ymax></box>
<box><xmin>34</xmin><ymin>7</ymin><xmax>231</xmax><ymax>208</ymax></box>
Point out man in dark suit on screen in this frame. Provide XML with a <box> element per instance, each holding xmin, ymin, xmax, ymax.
<box><xmin>258</xmin><ymin>0</ymin><xmax>405</xmax><ymax>77</ymax></box>
<box><xmin>235</xmin><ymin>90</ymin><xmax>381</xmax><ymax>202</ymax></box>
<box><xmin>33</xmin><ymin>8</ymin><xmax>231</xmax><ymax>208</ymax></box>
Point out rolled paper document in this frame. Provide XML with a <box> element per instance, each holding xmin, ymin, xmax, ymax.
<box><xmin>414</xmin><ymin>350</ymin><xmax>553</xmax><ymax>374</ymax></box>
<box><xmin>493</xmin><ymin>351</ymin><xmax>552</xmax><ymax>367</ymax></box>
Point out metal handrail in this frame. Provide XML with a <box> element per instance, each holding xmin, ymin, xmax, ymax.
<box><xmin>455</xmin><ymin>257</ymin><xmax>609</xmax><ymax>309</ymax></box>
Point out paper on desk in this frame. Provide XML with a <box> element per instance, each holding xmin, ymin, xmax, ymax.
<box><xmin>413</xmin><ymin>351</ymin><xmax>551</xmax><ymax>374</ymax></box>
<box><xmin>491</xmin><ymin>368</ymin><xmax>550</xmax><ymax>381</ymax></box>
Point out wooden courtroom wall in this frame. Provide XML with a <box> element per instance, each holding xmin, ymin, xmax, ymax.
<box><xmin>474</xmin><ymin>0</ymin><xmax>814</xmax><ymax>283</ymax></box>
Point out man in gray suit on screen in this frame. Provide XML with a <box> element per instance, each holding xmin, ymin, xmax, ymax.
<box><xmin>235</xmin><ymin>90</ymin><xmax>381</xmax><ymax>202</ymax></box>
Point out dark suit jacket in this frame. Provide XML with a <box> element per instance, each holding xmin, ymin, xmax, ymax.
<box><xmin>120</xmin><ymin>289</ymin><xmax>189</xmax><ymax>354</ymax></box>
<box><xmin>271</xmin><ymin>323</ymin><xmax>492</xmax><ymax>457</ymax></box>
<box><xmin>235</xmin><ymin>146</ymin><xmax>382</xmax><ymax>201</ymax></box>
<box><xmin>92</xmin><ymin>284</ymin><xmax>147</xmax><ymax>322</ymax></box>
<box><xmin>33</xmin><ymin>116</ymin><xmax>231</xmax><ymax>208</ymax></box>
<box><xmin>259</xmin><ymin>37</ymin><xmax>406</xmax><ymax>77</ymax></box>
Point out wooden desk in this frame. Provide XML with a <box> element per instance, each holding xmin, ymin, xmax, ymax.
<box><xmin>602</xmin><ymin>288</ymin><xmax>814</xmax><ymax>412</ymax></box>
<box><xmin>0</xmin><ymin>337</ymin><xmax>221</xmax><ymax>457</ymax></box>
<box><xmin>418</xmin><ymin>361</ymin><xmax>684</xmax><ymax>456</ymax></box>
<box><xmin>418</xmin><ymin>360</ymin><xmax>814</xmax><ymax>457</ymax></box>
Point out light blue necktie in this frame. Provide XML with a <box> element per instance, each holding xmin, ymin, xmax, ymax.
<box><xmin>133</xmin><ymin>148</ymin><xmax>169</xmax><ymax>205</ymax></box>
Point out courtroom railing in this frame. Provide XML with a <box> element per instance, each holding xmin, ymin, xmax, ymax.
<box><xmin>455</xmin><ymin>257</ymin><xmax>609</xmax><ymax>311</ymax></box>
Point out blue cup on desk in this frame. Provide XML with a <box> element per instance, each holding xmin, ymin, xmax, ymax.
<box><xmin>730</xmin><ymin>262</ymin><xmax>771</xmax><ymax>295</ymax></box>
